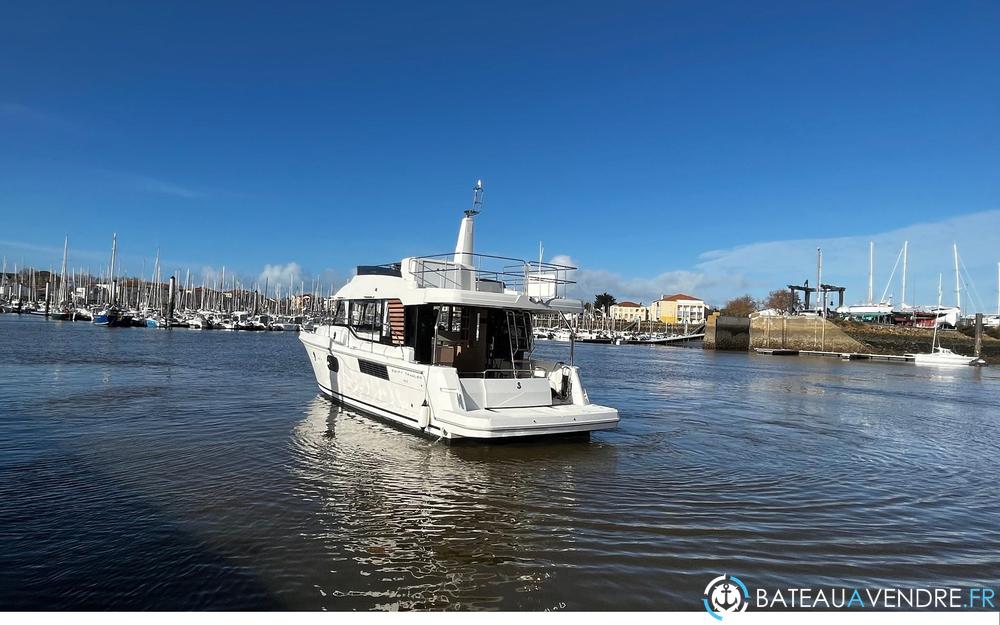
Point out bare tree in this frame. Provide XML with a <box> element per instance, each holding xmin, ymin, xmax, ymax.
<box><xmin>764</xmin><ymin>289</ymin><xmax>798</xmax><ymax>312</ymax></box>
<box><xmin>721</xmin><ymin>294</ymin><xmax>758</xmax><ymax>317</ymax></box>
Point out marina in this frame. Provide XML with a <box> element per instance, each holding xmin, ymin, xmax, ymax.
<box><xmin>2</xmin><ymin>313</ymin><xmax>999</xmax><ymax>609</ymax></box>
<box><xmin>4</xmin><ymin>0</ymin><xmax>1000</xmax><ymax>617</ymax></box>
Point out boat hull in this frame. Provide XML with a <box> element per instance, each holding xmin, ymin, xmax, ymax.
<box><xmin>93</xmin><ymin>313</ymin><xmax>132</xmax><ymax>327</ymax></box>
<box><xmin>300</xmin><ymin>328</ymin><xmax>618</xmax><ymax>440</ymax></box>
<box><xmin>912</xmin><ymin>353</ymin><xmax>976</xmax><ymax>367</ymax></box>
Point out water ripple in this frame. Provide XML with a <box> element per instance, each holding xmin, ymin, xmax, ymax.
<box><xmin>1</xmin><ymin>316</ymin><xmax>999</xmax><ymax>609</ymax></box>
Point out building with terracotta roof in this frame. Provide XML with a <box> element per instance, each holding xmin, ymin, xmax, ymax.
<box><xmin>650</xmin><ymin>293</ymin><xmax>707</xmax><ymax>324</ymax></box>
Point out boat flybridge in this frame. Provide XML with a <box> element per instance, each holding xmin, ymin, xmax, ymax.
<box><xmin>299</xmin><ymin>182</ymin><xmax>619</xmax><ymax>440</ymax></box>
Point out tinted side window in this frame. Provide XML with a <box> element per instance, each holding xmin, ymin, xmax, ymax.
<box><xmin>333</xmin><ymin>300</ymin><xmax>348</xmax><ymax>324</ymax></box>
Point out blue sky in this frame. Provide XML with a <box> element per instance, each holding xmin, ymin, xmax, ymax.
<box><xmin>2</xmin><ymin>1</ymin><xmax>999</xmax><ymax>309</ymax></box>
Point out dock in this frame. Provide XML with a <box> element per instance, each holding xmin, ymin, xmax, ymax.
<box><xmin>755</xmin><ymin>348</ymin><xmax>914</xmax><ymax>362</ymax></box>
<box><xmin>615</xmin><ymin>333</ymin><xmax>705</xmax><ymax>345</ymax></box>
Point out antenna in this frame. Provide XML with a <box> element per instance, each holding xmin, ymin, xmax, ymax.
<box><xmin>466</xmin><ymin>179</ymin><xmax>484</xmax><ymax>217</ymax></box>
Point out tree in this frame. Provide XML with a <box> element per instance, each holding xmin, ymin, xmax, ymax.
<box><xmin>593</xmin><ymin>292</ymin><xmax>616</xmax><ymax>313</ymax></box>
<box><xmin>721</xmin><ymin>294</ymin><xmax>758</xmax><ymax>317</ymax></box>
<box><xmin>764</xmin><ymin>288</ymin><xmax>799</xmax><ymax>312</ymax></box>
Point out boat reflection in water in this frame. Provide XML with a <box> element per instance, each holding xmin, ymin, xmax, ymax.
<box><xmin>288</xmin><ymin>396</ymin><xmax>619</xmax><ymax>610</ymax></box>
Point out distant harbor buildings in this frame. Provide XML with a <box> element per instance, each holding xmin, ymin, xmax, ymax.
<box><xmin>609</xmin><ymin>300</ymin><xmax>648</xmax><ymax>323</ymax></box>
<box><xmin>650</xmin><ymin>293</ymin><xmax>707</xmax><ymax>325</ymax></box>
<box><xmin>610</xmin><ymin>293</ymin><xmax>708</xmax><ymax>325</ymax></box>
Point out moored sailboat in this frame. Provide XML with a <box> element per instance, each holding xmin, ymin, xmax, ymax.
<box><xmin>908</xmin><ymin>274</ymin><xmax>976</xmax><ymax>367</ymax></box>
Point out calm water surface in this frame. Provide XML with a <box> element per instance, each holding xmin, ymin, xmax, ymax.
<box><xmin>1</xmin><ymin>314</ymin><xmax>999</xmax><ymax>610</ymax></box>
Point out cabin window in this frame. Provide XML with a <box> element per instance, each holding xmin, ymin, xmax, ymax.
<box><xmin>344</xmin><ymin>299</ymin><xmax>398</xmax><ymax>345</ymax></box>
<box><xmin>436</xmin><ymin>305</ymin><xmax>473</xmax><ymax>340</ymax></box>
<box><xmin>332</xmin><ymin>300</ymin><xmax>348</xmax><ymax>325</ymax></box>
<box><xmin>349</xmin><ymin>299</ymin><xmax>381</xmax><ymax>333</ymax></box>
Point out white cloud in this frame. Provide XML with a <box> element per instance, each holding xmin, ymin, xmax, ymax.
<box><xmin>554</xmin><ymin>253</ymin><xmax>714</xmax><ymax>305</ymax></box>
<box><xmin>258</xmin><ymin>262</ymin><xmax>303</xmax><ymax>288</ymax></box>
<box><xmin>554</xmin><ymin>208</ymin><xmax>1000</xmax><ymax>310</ymax></box>
<box><xmin>125</xmin><ymin>173</ymin><xmax>205</xmax><ymax>199</ymax></box>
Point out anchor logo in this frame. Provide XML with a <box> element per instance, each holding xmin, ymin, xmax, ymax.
<box><xmin>703</xmin><ymin>574</ymin><xmax>749</xmax><ymax>620</ymax></box>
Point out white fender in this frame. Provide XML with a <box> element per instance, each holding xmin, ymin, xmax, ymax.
<box><xmin>417</xmin><ymin>401</ymin><xmax>431</xmax><ymax>429</ymax></box>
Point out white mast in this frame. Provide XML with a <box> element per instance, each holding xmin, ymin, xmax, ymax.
<box><xmin>867</xmin><ymin>241</ymin><xmax>874</xmax><ymax>305</ymax></box>
<box><xmin>900</xmin><ymin>240</ymin><xmax>908</xmax><ymax>308</ymax></box>
<box><xmin>453</xmin><ymin>179</ymin><xmax>483</xmax><ymax>267</ymax></box>
<box><xmin>931</xmin><ymin>273</ymin><xmax>942</xmax><ymax>350</ymax></box>
<box><xmin>109</xmin><ymin>233</ymin><xmax>118</xmax><ymax>304</ymax></box>
<box><xmin>953</xmin><ymin>242</ymin><xmax>961</xmax><ymax>312</ymax></box>
<box><xmin>58</xmin><ymin>236</ymin><xmax>69</xmax><ymax>304</ymax></box>
<box><xmin>996</xmin><ymin>261</ymin><xmax>999</xmax><ymax>316</ymax></box>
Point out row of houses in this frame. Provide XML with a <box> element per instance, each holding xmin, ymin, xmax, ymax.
<box><xmin>608</xmin><ymin>293</ymin><xmax>708</xmax><ymax>325</ymax></box>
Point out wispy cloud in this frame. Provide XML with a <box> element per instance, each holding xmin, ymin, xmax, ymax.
<box><xmin>0</xmin><ymin>101</ymin><xmax>82</xmax><ymax>134</ymax></box>
<box><xmin>118</xmin><ymin>172</ymin><xmax>207</xmax><ymax>199</ymax></box>
<box><xmin>555</xmin><ymin>254</ymin><xmax>718</xmax><ymax>306</ymax></box>
<box><xmin>556</xmin><ymin>209</ymin><xmax>1000</xmax><ymax>310</ymax></box>
<box><xmin>0</xmin><ymin>239</ymin><xmax>110</xmax><ymax>266</ymax></box>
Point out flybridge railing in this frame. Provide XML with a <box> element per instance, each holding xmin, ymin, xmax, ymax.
<box><xmin>403</xmin><ymin>253</ymin><xmax>576</xmax><ymax>299</ymax></box>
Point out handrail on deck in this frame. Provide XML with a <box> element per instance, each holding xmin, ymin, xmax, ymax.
<box><xmin>403</xmin><ymin>252</ymin><xmax>577</xmax><ymax>294</ymax></box>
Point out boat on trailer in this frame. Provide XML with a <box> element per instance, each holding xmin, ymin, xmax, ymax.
<box><xmin>298</xmin><ymin>182</ymin><xmax>619</xmax><ymax>441</ymax></box>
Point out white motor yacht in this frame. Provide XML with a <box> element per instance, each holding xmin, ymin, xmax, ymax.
<box><xmin>298</xmin><ymin>182</ymin><xmax>619</xmax><ymax>440</ymax></box>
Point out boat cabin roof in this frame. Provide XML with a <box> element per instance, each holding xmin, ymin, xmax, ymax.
<box><xmin>334</xmin><ymin>254</ymin><xmax>583</xmax><ymax>313</ymax></box>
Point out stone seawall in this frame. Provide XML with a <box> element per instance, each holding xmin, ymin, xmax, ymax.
<box><xmin>704</xmin><ymin>315</ymin><xmax>999</xmax><ymax>363</ymax></box>
<box><xmin>705</xmin><ymin>315</ymin><xmax>870</xmax><ymax>353</ymax></box>
<box><xmin>750</xmin><ymin>316</ymin><xmax>871</xmax><ymax>353</ymax></box>
<box><xmin>704</xmin><ymin>315</ymin><xmax>750</xmax><ymax>350</ymax></box>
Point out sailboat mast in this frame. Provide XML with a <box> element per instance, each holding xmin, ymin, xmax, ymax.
<box><xmin>109</xmin><ymin>233</ymin><xmax>118</xmax><ymax>304</ymax></box>
<box><xmin>953</xmin><ymin>242</ymin><xmax>961</xmax><ymax>312</ymax></box>
<box><xmin>59</xmin><ymin>236</ymin><xmax>69</xmax><ymax>303</ymax></box>
<box><xmin>932</xmin><ymin>273</ymin><xmax>942</xmax><ymax>350</ymax></box>
<box><xmin>900</xmin><ymin>241</ymin><xmax>908</xmax><ymax>308</ymax></box>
